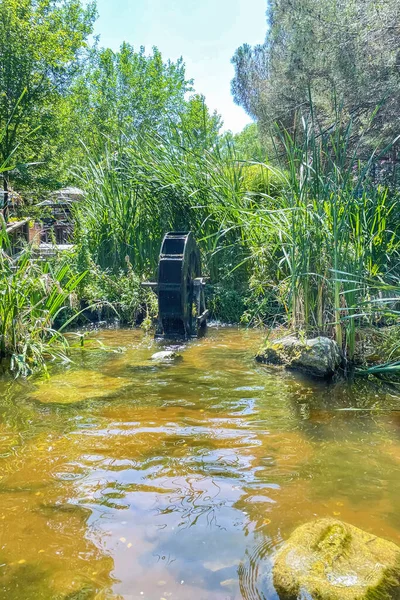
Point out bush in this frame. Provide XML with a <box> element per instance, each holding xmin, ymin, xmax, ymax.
<box><xmin>241</xmin><ymin>163</ymin><xmax>287</xmax><ymax>200</ymax></box>
<box><xmin>206</xmin><ymin>284</ymin><xmax>246</xmax><ymax>323</ymax></box>
<box><xmin>79</xmin><ymin>260</ymin><xmax>158</xmax><ymax>326</ymax></box>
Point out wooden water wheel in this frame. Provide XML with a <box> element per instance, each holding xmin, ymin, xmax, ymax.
<box><xmin>143</xmin><ymin>232</ymin><xmax>208</xmax><ymax>338</ymax></box>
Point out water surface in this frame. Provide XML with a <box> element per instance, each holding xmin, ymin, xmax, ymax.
<box><xmin>0</xmin><ymin>327</ymin><xmax>399</xmax><ymax>599</ymax></box>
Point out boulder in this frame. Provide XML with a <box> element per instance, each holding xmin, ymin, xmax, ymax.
<box><xmin>151</xmin><ymin>350</ymin><xmax>181</xmax><ymax>362</ymax></box>
<box><xmin>256</xmin><ymin>335</ymin><xmax>341</xmax><ymax>378</ymax></box>
<box><xmin>273</xmin><ymin>518</ymin><xmax>400</xmax><ymax>600</ymax></box>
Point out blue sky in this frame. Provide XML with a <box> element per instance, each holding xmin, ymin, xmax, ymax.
<box><xmin>93</xmin><ymin>0</ymin><xmax>267</xmax><ymax>133</ymax></box>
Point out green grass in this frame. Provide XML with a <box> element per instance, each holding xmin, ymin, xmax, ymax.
<box><xmin>71</xmin><ymin>108</ymin><xmax>400</xmax><ymax>369</ymax></box>
<box><xmin>220</xmin><ymin>113</ymin><xmax>400</xmax><ymax>360</ymax></box>
<box><xmin>0</xmin><ymin>226</ymin><xmax>87</xmax><ymax>376</ymax></box>
<box><xmin>72</xmin><ymin>130</ymin><xmax>252</xmax><ymax>280</ymax></box>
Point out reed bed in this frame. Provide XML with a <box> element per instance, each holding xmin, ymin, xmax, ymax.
<box><xmin>73</xmin><ymin>130</ymin><xmax>253</xmax><ymax>279</ymax></box>
<box><xmin>74</xmin><ymin>113</ymin><xmax>400</xmax><ymax>362</ymax></box>
<box><xmin>0</xmin><ymin>227</ymin><xmax>86</xmax><ymax>376</ymax></box>
<box><xmin>222</xmin><ymin>117</ymin><xmax>400</xmax><ymax>359</ymax></box>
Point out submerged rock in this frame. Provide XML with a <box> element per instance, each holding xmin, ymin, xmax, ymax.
<box><xmin>31</xmin><ymin>370</ymin><xmax>128</xmax><ymax>404</ymax></box>
<box><xmin>273</xmin><ymin>518</ymin><xmax>400</xmax><ymax>600</ymax></box>
<box><xmin>151</xmin><ymin>350</ymin><xmax>182</xmax><ymax>362</ymax></box>
<box><xmin>256</xmin><ymin>335</ymin><xmax>341</xmax><ymax>378</ymax></box>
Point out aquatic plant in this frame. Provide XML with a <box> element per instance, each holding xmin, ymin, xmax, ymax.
<box><xmin>0</xmin><ymin>227</ymin><xmax>86</xmax><ymax>376</ymax></box>
<box><xmin>79</xmin><ymin>257</ymin><xmax>158</xmax><ymax>325</ymax></box>
<box><xmin>225</xmin><ymin>112</ymin><xmax>400</xmax><ymax>359</ymax></box>
<box><xmin>72</xmin><ymin>127</ymin><xmax>251</xmax><ymax>283</ymax></box>
<box><xmin>72</xmin><ymin>107</ymin><xmax>400</xmax><ymax>363</ymax></box>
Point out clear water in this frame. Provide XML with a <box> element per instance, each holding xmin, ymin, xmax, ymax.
<box><xmin>0</xmin><ymin>327</ymin><xmax>399</xmax><ymax>599</ymax></box>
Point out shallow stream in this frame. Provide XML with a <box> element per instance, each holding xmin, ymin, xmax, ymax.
<box><xmin>0</xmin><ymin>327</ymin><xmax>399</xmax><ymax>599</ymax></box>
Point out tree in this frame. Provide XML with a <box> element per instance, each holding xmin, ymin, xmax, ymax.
<box><xmin>231</xmin><ymin>43</ymin><xmax>269</xmax><ymax>123</ymax></box>
<box><xmin>224</xmin><ymin>123</ymin><xmax>266</xmax><ymax>161</ymax></box>
<box><xmin>69</xmin><ymin>43</ymin><xmax>193</xmax><ymax>152</ymax></box>
<box><xmin>0</xmin><ymin>0</ymin><xmax>96</xmax><ymax>190</ymax></box>
<box><xmin>231</xmin><ymin>0</ymin><xmax>400</xmax><ymax>148</ymax></box>
<box><xmin>177</xmin><ymin>94</ymin><xmax>222</xmax><ymax>151</ymax></box>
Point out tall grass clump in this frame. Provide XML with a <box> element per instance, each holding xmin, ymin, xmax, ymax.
<box><xmin>72</xmin><ymin>129</ymin><xmax>269</xmax><ymax>302</ymax></box>
<box><xmin>227</xmin><ymin>111</ymin><xmax>400</xmax><ymax>358</ymax></box>
<box><xmin>73</xmin><ymin>110</ymin><xmax>399</xmax><ymax>350</ymax></box>
<box><xmin>0</xmin><ymin>227</ymin><xmax>86</xmax><ymax>376</ymax></box>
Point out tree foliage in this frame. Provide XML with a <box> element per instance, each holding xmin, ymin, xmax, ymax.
<box><xmin>221</xmin><ymin>123</ymin><xmax>266</xmax><ymax>161</ymax></box>
<box><xmin>0</xmin><ymin>0</ymin><xmax>96</xmax><ymax>188</ymax></box>
<box><xmin>69</xmin><ymin>43</ymin><xmax>193</xmax><ymax>152</ymax></box>
<box><xmin>232</xmin><ymin>0</ymin><xmax>400</xmax><ymax>147</ymax></box>
<box><xmin>176</xmin><ymin>94</ymin><xmax>222</xmax><ymax>151</ymax></box>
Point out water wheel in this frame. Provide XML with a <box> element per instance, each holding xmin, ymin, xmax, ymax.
<box><xmin>157</xmin><ymin>232</ymin><xmax>208</xmax><ymax>338</ymax></box>
<box><xmin>143</xmin><ymin>232</ymin><xmax>208</xmax><ymax>338</ymax></box>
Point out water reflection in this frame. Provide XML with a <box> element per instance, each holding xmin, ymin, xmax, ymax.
<box><xmin>0</xmin><ymin>327</ymin><xmax>399</xmax><ymax>599</ymax></box>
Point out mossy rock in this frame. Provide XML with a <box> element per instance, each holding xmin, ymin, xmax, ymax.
<box><xmin>273</xmin><ymin>518</ymin><xmax>400</xmax><ymax>600</ymax></box>
<box><xmin>256</xmin><ymin>336</ymin><xmax>341</xmax><ymax>379</ymax></box>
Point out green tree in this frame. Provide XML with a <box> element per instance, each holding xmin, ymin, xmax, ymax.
<box><xmin>70</xmin><ymin>43</ymin><xmax>193</xmax><ymax>152</ymax></box>
<box><xmin>221</xmin><ymin>123</ymin><xmax>266</xmax><ymax>161</ymax></box>
<box><xmin>176</xmin><ymin>94</ymin><xmax>222</xmax><ymax>151</ymax></box>
<box><xmin>0</xmin><ymin>0</ymin><xmax>96</xmax><ymax>190</ymax></box>
<box><xmin>231</xmin><ymin>0</ymin><xmax>400</xmax><ymax>148</ymax></box>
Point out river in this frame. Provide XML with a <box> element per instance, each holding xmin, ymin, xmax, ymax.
<box><xmin>0</xmin><ymin>326</ymin><xmax>399</xmax><ymax>599</ymax></box>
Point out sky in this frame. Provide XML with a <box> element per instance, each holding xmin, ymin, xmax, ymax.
<box><xmin>93</xmin><ymin>0</ymin><xmax>267</xmax><ymax>133</ymax></box>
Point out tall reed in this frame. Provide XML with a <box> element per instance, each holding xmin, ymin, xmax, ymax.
<box><xmin>0</xmin><ymin>227</ymin><xmax>86</xmax><ymax>376</ymax></box>
<box><xmin>225</xmin><ymin>114</ymin><xmax>400</xmax><ymax>357</ymax></box>
<box><xmin>73</xmin><ymin>111</ymin><xmax>399</xmax><ymax>360</ymax></box>
<box><xmin>73</xmin><ymin>130</ymin><xmax>254</xmax><ymax>279</ymax></box>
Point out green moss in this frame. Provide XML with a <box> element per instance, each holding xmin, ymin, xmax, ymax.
<box><xmin>313</xmin><ymin>523</ymin><xmax>351</xmax><ymax>566</ymax></box>
<box><xmin>256</xmin><ymin>336</ymin><xmax>304</xmax><ymax>365</ymax></box>
<box><xmin>273</xmin><ymin>519</ymin><xmax>400</xmax><ymax>600</ymax></box>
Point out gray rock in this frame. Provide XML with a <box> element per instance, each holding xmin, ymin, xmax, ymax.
<box><xmin>273</xmin><ymin>518</ymin><xmax>400</xmax><ymax>600</ymax></box>
<box><xmin>151</xmin><ymin>350</ymin><xmax>181</xmax><ymax>362</ymax></box>
<box><xmin>256</xmin><ymin>335</ymin><xmax>341</xmax><ymax>378</ymax></box>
